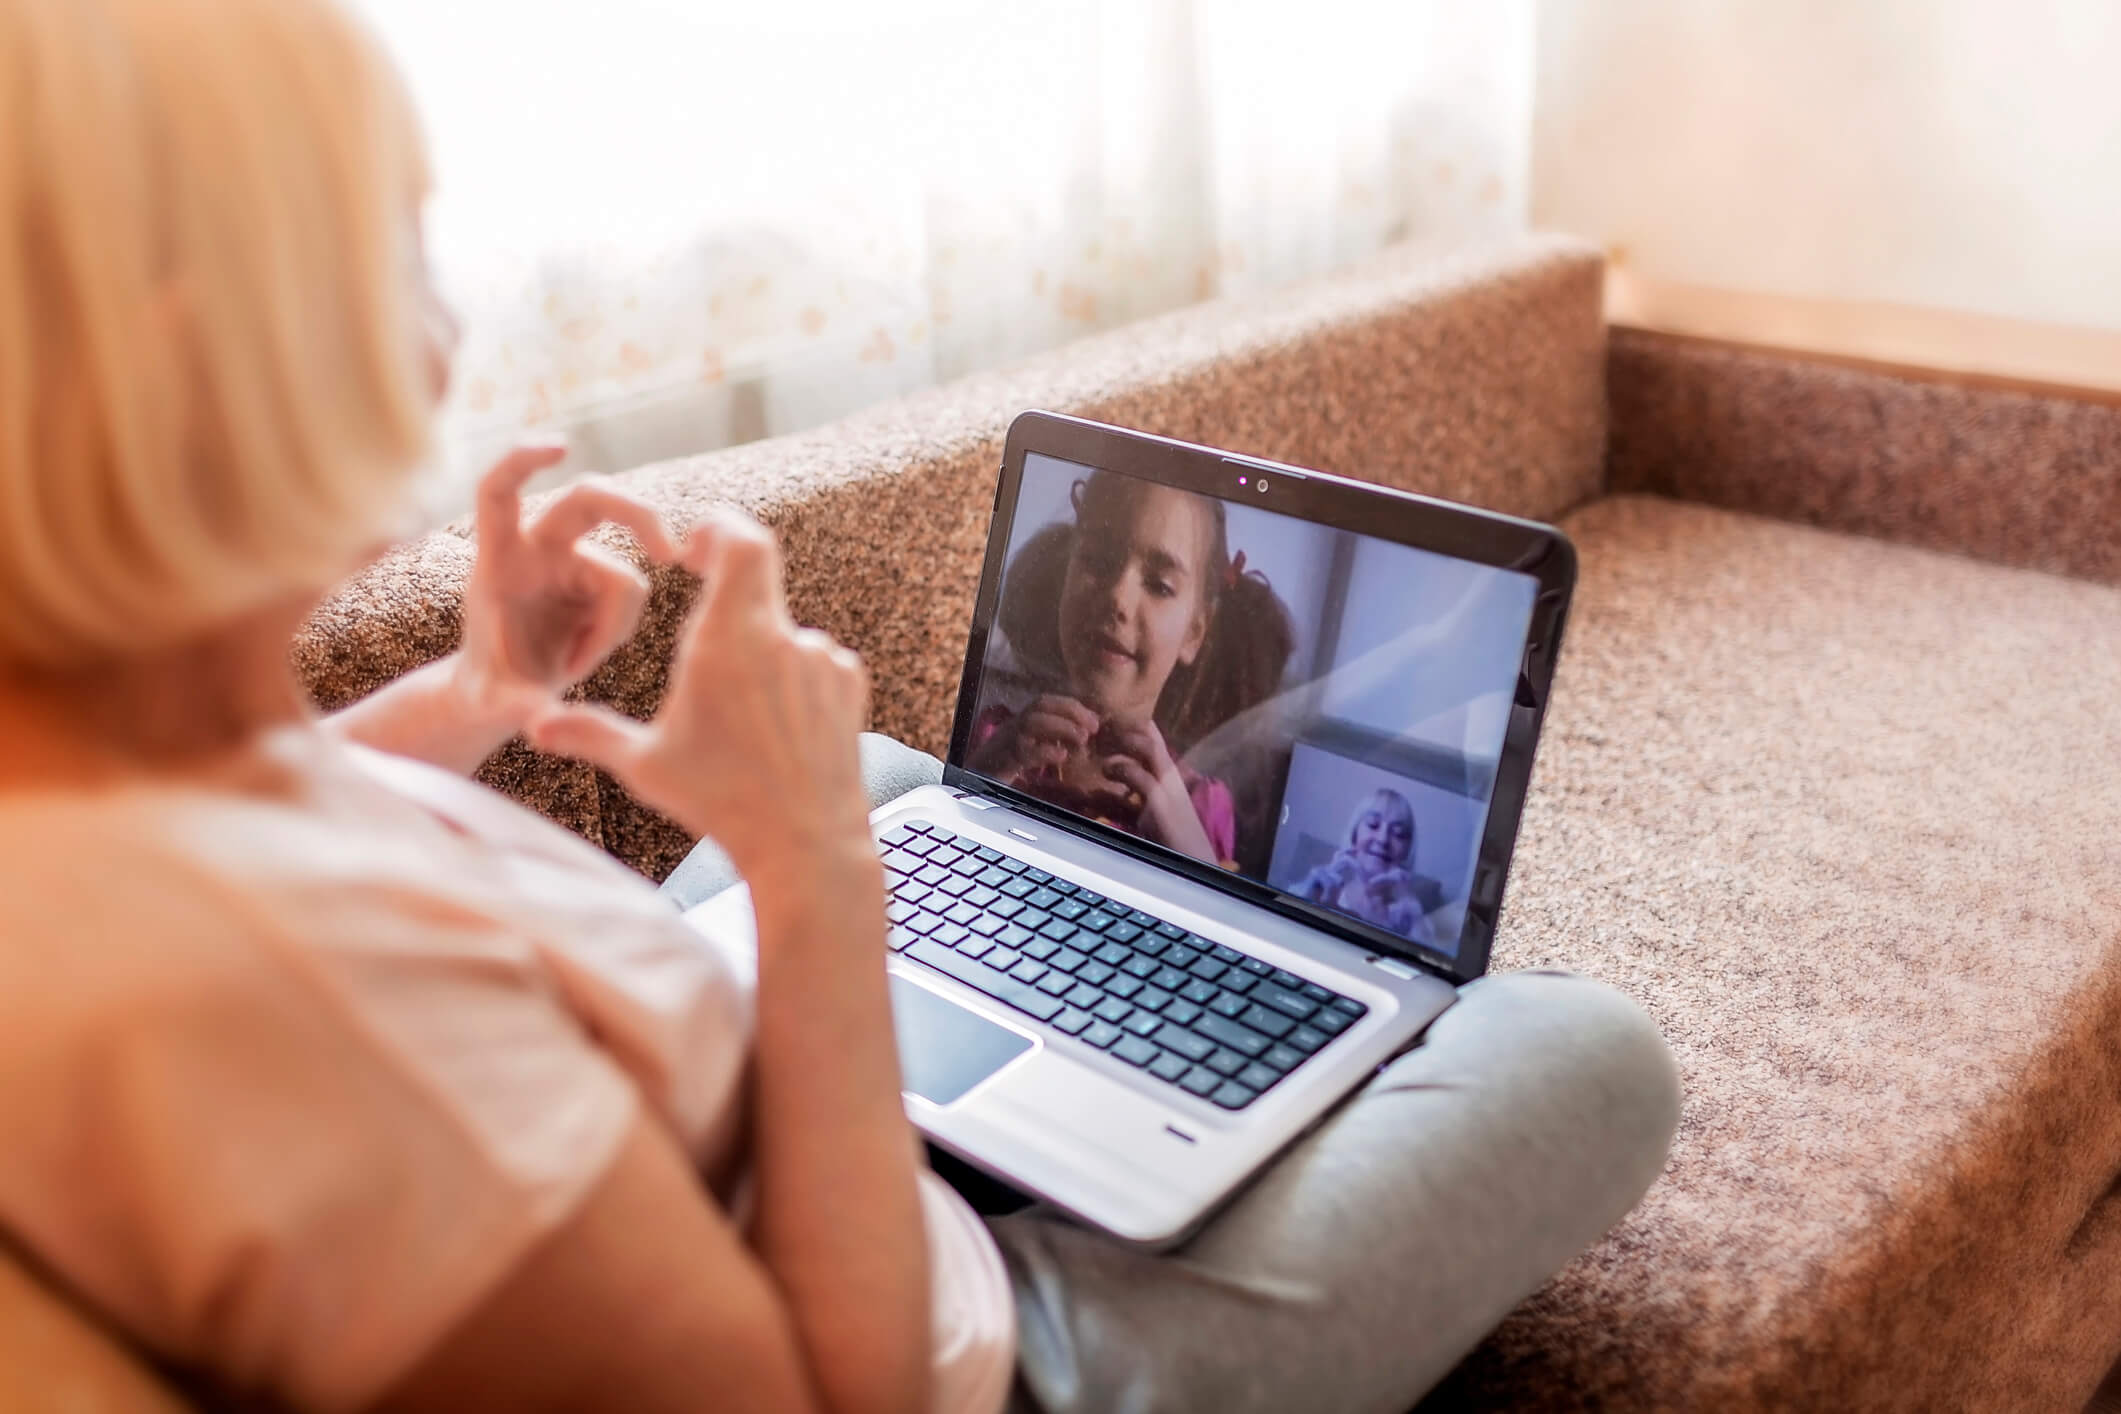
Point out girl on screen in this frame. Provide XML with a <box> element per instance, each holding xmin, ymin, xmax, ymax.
<box><xmin>1294</xmin><ymin>788</ymin><xmax>1437</xmax><ymax>942</ymax></box>
<box><xmin>969</xmin><ymin>470</ymin><xmax>1292</xmax><ymax>868</ymax></box>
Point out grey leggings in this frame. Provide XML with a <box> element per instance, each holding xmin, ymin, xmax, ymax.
<box><xmin>662</xmin><ymin>736</ymin><xmax>1680</xmax><ymax>1414</ymax></box>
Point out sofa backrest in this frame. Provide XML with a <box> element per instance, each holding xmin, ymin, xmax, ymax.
<box><xmin>297</xmin><ymin>235</ymin><xmax>1609</xmax><ymax>877</ymax></box>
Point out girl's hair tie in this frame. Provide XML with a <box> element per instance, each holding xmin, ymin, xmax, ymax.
<box><xmin>1224</xmin><ymin>549</ymin><xmax>1246</xmax><ymax>589</ymax></box>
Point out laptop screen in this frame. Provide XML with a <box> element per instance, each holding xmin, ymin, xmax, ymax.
<box><xmin>958</xmin><ymin>451</ymin><xmax>1541</xmax><ymax>962</ymax></box>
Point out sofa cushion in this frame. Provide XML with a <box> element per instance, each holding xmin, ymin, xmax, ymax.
<box><xmin>1423</xmin><ymin>495</ymin><xmax>2121</xmax><ymax>1410</ymax></box>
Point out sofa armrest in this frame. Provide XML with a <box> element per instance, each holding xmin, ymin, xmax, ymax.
<box><xmin>299</xmin><ymin>234</ymin><xmax>1610</xmax><ymax>879</ymax></box>
<box><xmin>1606</xmin><ymin>326</ymin><xmax>2121</xmax><ymax>587</ymax></box>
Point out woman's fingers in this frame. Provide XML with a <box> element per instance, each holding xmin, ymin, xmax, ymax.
<box><xmin>475</xmin><ymin>442</ymin><xmax>570</xmax><ymax>553</ymax></box>
<box><xmin>1032</xmin><ymin>696</ymin><xmax>1100</xmax><ymax>737</ymax></box>
<box><xmin>1102</xmin><ymin>755</ymin><xmax>1156</xmax><ymax>798</ymax></box>
<box><xmin>560</xmin><ymin>556</ymin><xmax>652</xmax><ymax>681</ymax></box>
<box><xmin>527</xmin><ymin>479</ymin><xmax>680</xmax><ymax>562</ymax></box>
<box><xmin>527</xmin><ymin>703</ymin><xmax>653</xmax><ymax>774</ymax></box>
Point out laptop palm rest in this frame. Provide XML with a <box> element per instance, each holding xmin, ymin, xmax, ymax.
<box><xmin>890</xmin><ymin>975</ymin><xmax>1034</xmax><ymax>1107</ymax></box>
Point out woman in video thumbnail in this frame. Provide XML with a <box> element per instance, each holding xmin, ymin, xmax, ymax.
<box><xmin>1295</xmin><ymin>788</ymin><xmax>1436</xmax><ymax>942</ymax></box>
<box><xmin>970</xmin><ymin>470</ymin><xmax>1291</xmax><ymax>868</ymax></box>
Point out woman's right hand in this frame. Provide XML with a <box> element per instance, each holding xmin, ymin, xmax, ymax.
<box><xmin>528</xmin><ymin>512</ymin><xmax>876</xmax><ymax>889</ymax></box>
<box><xmin>969</xmin><ymin>694</ymin><xmax>1100</xmax><ymax>781</ymax></box>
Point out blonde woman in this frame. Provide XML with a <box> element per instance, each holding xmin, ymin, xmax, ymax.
<box><xmin>0</xmin><ymin>2</ymin><xmax>1678</xmax><ymax>1411</ymax></box>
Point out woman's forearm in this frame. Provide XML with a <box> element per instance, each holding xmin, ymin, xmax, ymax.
<box><xmin>321</xmin><ymin>652</ymin><xmax>527</xmax><ymax>775</ymax></box>
<box><xmin>745</xmin><ymin>843</ymin><xmax>931</xmax><ymax>1414</ymax></box>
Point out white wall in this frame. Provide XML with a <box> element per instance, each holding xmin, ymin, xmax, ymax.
<box><xmin>1534</xmin><ymin>0</ymin><xmax>2121</xmax><ymax>330</ymax></box>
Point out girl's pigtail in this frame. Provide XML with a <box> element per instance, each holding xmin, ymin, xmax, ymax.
<box><xmin>1164</xmin><ymin>568</ymin><xmax>1293</xmax><ymax>754</ymax></box>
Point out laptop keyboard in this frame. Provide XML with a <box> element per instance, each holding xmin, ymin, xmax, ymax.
<box><xmin>879</xmin><ymin>821</ymin><xmax>1366</xmax><ymax>1112</ymax></box>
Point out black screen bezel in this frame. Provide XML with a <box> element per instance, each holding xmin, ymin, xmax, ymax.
<box><xmin>945</xmin><ymin>411</ymin><xmax>1576</xmax><ymax>984</ymax></box>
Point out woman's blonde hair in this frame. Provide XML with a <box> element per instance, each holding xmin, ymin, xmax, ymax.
<box><xmin>0</xmin><ymin>0</ymin><xmax>434</xmax><ymax>666</ymax></box>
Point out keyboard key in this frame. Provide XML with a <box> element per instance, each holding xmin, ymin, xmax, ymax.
<box><xmin>1188</xmin><ymin>958</ymin><xmax>1228</xmax><ymax>983</ymax></box>
<box><xmin>1149</xmin><ymin>1052</ymin><xmax>1191</xmax><ymax>1083</ymax></box>
<box><xmin>1208</xmin><ymin>993</ymin><xmax>1249</xmax><ymax>1019</ymax></box>
<box><xmin>1331</xmin><ymin>997</ymin><xmax>1367</xmax><ymax>1018</ymax></box>
<box><xmin>1105</xmin><ymin>976</ymin><xmax>1143</xmax><ymax>1000</ymax></box>
<box><xmin>1113</xmin><ymin>1036</ymin><xmax>1159</xmax><ymax>1067</ymax></box>
<box><xmin>1240</xmin><ymin>957</ymin><xmax>1273</xmax><ymax>977</ymax></box>
<box><xmin>1039</xmin><ymin>918</ymin><xmax>1078</xmax><ymax>943</ymax></box>
<box><xmin>1253</xmin><ymin>984</ymin><xmax>1318</xmax><ymax>1021</ymax></box>
<box><xmin>1016</xmin><ymin>908</ymin><xmax>1052</xmax><ymax>932</ymax></box>
<box><xmin>1151</xmin><ymin>966</ymin><xmax>1192</xmax><ymax>992</ymax></box>
<box><xmin>906</xmin><ymin>940</ymin><xmax>1065</xmax><ymax>1022</ymax></box>
<box><xmin>1271</xmin><ymin>969</ymin><xmax>1304</xmax><ymax>990</ymax></box>
<box><xmin>975</xmin><ymin>868</ymin><xmax>1010</xmax><ymax>889</ymax></box>
<box><xmin>999</xmin><ymin>878</ymin><xmax>1035</xmax><ymax>899</ymax></box>
<box><xmin>1106</xmin><ymin>922</ymin><xmax>1143</xmax><ymax>945</ymax></box>
<box><xmin>1121</xmin><ymin>955</ymin><xmax>1159</xmax><ymax>979</ymax></box>
<box><xmin>932</xmin><ymin>923</ymin><xmax>969</xmax><ymax>948</ymax></box>
<box><xmin>1026</xmin><ymin>888</ymin><xmax>1062</xmax><ymax>910</ymax></box>
<box><xmin>908</xmin><ymin>821</ymin><xmax>938</xmax><ymax>837</ymax></box>
<box><xmin>1261</xmin><ymin>1043</ymin><xmax>1304</xmax><ymax>1073</ymax></box>
<box><xmin>1134</xmin><ymin>986</ymin><xmax>1173</xmax><ymax>1013</ymax></box>
<box><xmin>1093</xmin><ymin>997</ymin><xmax>1132</xmax><ymax>1024</ymax></box>
<box><xmin>1128</xmin><ymin>909</ymin><xmax>1158</xmax><ymax>928</ymax></box>
<box><xmin>1053</xmin><ymin>1007</ymin><xmax>1092</xmax><ymax>1035</ymax></box>
<box><xmin>954</xmin><ymin>935</ymin><xmax>992</xmax><ymax>960</ymax></box>
<box><xmin>1047</xmin><ymin>947</ymin><xmax>1087</xmax><ymax>973</ymax></box>
<box><xmin>1301</xmin><ymin>982</ymin><xmax>1333</xmax><ymax>1003</ymax></box>
<box><xmin>1094</xmin><ymin>942</ymin><xmax>1132</xmax><ymax>967</ymax></box>
<box><xmin>1009</xmin><ymin>959</ymin><xmax>1047</xmax><ymax>986</ymax></box>
<box><xmin>1064</xmin><ymin>982</ymin><xmax>1104</xmax><ymax>1009</ymax></box>
<box><xmin>1205</xmin><ymin>1048</ymin><xmax>1247</xmax><ymax>1076</ymax></box>
<box><xmin>946</xmin><ymin>900</ymin><xmax>980</xmax><ymax>925</ymax></box>
<box><xmin>881</xmin><ymin>825</ymin><xmax>920</xmax><ymax>846</ymax></box>
<box><xmin>1239</xmin><ymin>1004</ymin><xmax>1296</xmax><ymax>1040</ymax></box>
<box><xmin>1081</xmin><ymin>1020</ymin><xmax>1122</xmax><ymax>1049</ymax></box>
<box><xmin>1075</xmin><ymin>891</ymin><xmax>1107</xmax><ymax>910</ymax></box>
<box><xmin>905</xmin><ymin>910</ymin><xmax>945</xmax><ymax>935</ymax></box>
<box><xmin>1122</xmin><ymin>1010</ymin><xmax>1162</xmax><ymax>1037</ymax></box>
<box><xmin>916</xmin><ymin>864</ymin><xmax>951</xmax><ymax>887</ymax></box>
<box><xmin>1035</xmin><ymin>970</ymin><xmax>1074</xmax><ymax>996</ymax></box>
<box><xmin>1154</xmin><ymin>1025</ymin><xmax>1216</xmax><ymax>1063</ymax></box>
<box><xmin>974</xmin><ymin>845</ymin><xmax>1003</xmax><ymax>864</ymax></box>
<box><xmin>1155</xmin><ymin>921</ymin><xmax>1186</xmax><ymax>940</ymax></box>
<box><xmin>1211</xmin><ymin>944</ymin><xmax>1244</xmax><ymax>965</ymax></box>
<box><xmin>1310</xmin><ymin>1008</ymin><xmax>1355</xmax><ymax>1037</ymax></box>
<box><xmin>938</xmin><ymin>876</ymin><xmax>976</xmax><ymax>898</ymax></box>
<box><xmin>1286</xmin><ymin>1025</ymin><xmax>1328</xmax><ymax>1054</ymax></box>
<box><xmin>887</xmin><ymin>927</ymin><xmax>919</xmax><ymax>951</ymax></box>
<box><xmin>1077</xmin><ymin>961</ymin><xmax>1116</xmax><ymax>987</ymax></box>
<box><xmin>1021</xmin><ymin>936</ymin><xmax>1059</xmax><ymax>960</ymax></box>
<box><xmin>1130</xmin><ymin>933</ymin><xmax>1167</xmax><ymax>959</ymax></box>
<box><xmin>1179</xmin><ymin>1066</ymin><xmax>1222</xmax><ymax>1096</ymax></box>
<box><xmin>895</xmin><ymin>884</ymin><xmax>933</xmax><ymax>909</ymax></box>
<box><xmin>1162</xmin><ymin>1000</ymin><xmax>1204</xmax><ymax>1027</ymax></box>
<box><xmin>1193</xmin><ymin>1013</ymin><xmax>1270</xmax><ymax>1058</ymax></box>
<box><xmin>989</xmin><ymin>897</ymin><xmax>1024</xmax><ymax>920</ymax></box>
<box><xmin>1238</xmin><ymin>1062</ymin><xmax>1281</xmax><ymax>1092</ymax></box>
<box><xmin>1078</xmin><ymin>911</ymin><xmax>1118</xmax><ymax>934</ymax></box>
<box><xmin>1023</xmin><ymin>868</ymin><xmax>1052</xmax><ymax>886</ymax></box>
<box><xmin>1180</xmin><ymin>979</ymin><xmax>1221</xmax><ymax>1006</ymax></box>
<box><xmin>1047</xmin><ymin>880</ymin><xmax>1079</xmax><ymax>897</ymax></box>
<box><xmin>1210</xmin><ymin>1081</ymin><xmax>1257</xmax><ymax>1111</ymax></box>
<box><xmin>966</xmin><ymin>886</ymin><xmax>1000</xmax><ymax>909</ymax></box>
<box><xmin>882</xmin><ymin>849</ymin><xmax>922</xmax><ymax>876</ymax></box>
<box><xmin>984</xmin><ymin>946</ymin><xmax>1023</xmax><ymax>972</ymax></box>
<box><xmin>998</xmin><ymin>923</ymin><xmax>1035</xmax><ymax>949</ymax></box>
<box><xmin>968</xmin><ymin>914</ymin><xmax>1005</xmax><ymax>938</ymax></box>
<box><xmin>1053</xmin><ymin>899</ymin><xmax>1089</xmax><ymax>921</ymax></box>
<box><xmin>997</xmin><ymin>856</ymin><xmax>1028</xmax><ymax>875</ymax></box>
<box><xmin>1162</xmin><ymin>945</ymin><xmax>1200</xmax><ymax>969</ymax></box>
<box><xmin>1219</xmin><ymin>971</ymin><xmax>1258</xmax><ymax>996</ymax></box>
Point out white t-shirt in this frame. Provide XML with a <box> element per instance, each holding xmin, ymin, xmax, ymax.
<box><xmin>0</xmin><ymin>725</ymin><xmax>1014</xmax><ymax>1413</ymax></box>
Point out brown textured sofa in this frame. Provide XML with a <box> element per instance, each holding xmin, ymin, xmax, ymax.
<box><xmin>11</xmin><ymin>235</ymin><xmax>2121</xmax><ymax>1410</ymax></box>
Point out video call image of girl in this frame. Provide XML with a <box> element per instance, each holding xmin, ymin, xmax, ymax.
<box><xmin>1292</xmin><ymin>789</ymin><xmax>1438</xmax><ymax>945</ymax></box>
<box><xmin>969</xmin><ymin>470</ymin><xmax>1292</xmax><ymax>869</ymax></box>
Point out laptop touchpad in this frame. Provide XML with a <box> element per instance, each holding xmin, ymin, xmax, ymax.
<box><xmin>890</xmin><ymin>976</ymin><xmax>1035</xmax><ymax>1107</ymax></box>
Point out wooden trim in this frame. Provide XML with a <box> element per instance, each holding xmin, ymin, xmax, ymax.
<box><xmin>1605</xmin><ymin>268</ymin><xmax>2121</xmax><ymax>406</ymax></box>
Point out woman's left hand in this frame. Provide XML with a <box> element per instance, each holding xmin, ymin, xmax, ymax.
<box><xmin>455</xmin><ymin>444</ymin><xmax>681</xmax><ymax>726</ymax></box>
<box><xmin>1100</xmin><ymin>720</ymin><xmax>1219</xmax><ymax>864</ymax></box>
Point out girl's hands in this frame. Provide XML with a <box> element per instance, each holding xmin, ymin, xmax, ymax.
<box><xmin>526</xmin><ymin>512</ymin><xmax>876</xmax><ymax>891</ymax></box>
<box><xmin>455</xmin><ymin>444</ymin><xmax>681</xmax><ymax>729</ymax></box>
<box><xmin>1100</xmin><ymin>720</ymin><xmax>1219</xmax><ymax>864</ymax></box>
<box><xmin>969</xmin><ymin>695</ymin><xmax>1099</xmax><ymax>782</ymax></box>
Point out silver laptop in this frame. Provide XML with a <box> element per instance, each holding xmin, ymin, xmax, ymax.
<box><xmin>689</xmin><ymin>411</ymin><xmax>1575</xmax><ymax>1249</ymax></box>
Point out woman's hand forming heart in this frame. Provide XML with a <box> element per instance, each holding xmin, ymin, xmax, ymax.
<box><xmin>1099</xmin><ymin>718</ymin><xmax>1219</xmax><ymax>864</ymax></box>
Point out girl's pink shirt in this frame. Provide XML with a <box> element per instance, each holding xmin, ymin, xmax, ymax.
<box><xmin>0</xmin><ymin>725</ymin><xmax>1013</xmax><ymax>1414</ymax></box>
